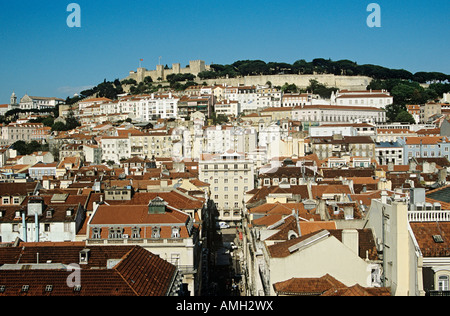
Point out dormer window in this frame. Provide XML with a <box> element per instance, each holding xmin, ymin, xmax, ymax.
<box><xmin>131</xmin><ymin>227</ymin><xmax>141</xmax><ymax>239</ymax></box>
<box><xmin>92</xmin><ymin>228</ymin><xmax>101</xmax><ymax>239</ymax></box>
<box><xmin>46</xmin><ymin>209</ymin><xmax>53</xmax><ymax>218</ymax></box>
<box><xmin>79</xmin><ymin>249</ymin><xmax>90</xmax><ymax>264</ymax></box>
<box><xmin>151</xmin><ymin>226</ymin><xmax>161</xmax><ymax>239</ymax></box>
<box><xmin>171</xmin><ymin>227</ymin><xmax>181</xmax><ymax>238</ymax></box>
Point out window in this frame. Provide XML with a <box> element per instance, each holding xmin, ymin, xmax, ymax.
<box><xmin>438</xmin><ymin>275</ymin><xmax>449</xmax><ymax>291</ymax></box>
<box><xmin>108</xmin><ymin>227</ymin><xmax>122</xmax><ymax>239</ymax></box>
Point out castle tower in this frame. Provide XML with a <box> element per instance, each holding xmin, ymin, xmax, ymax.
<box><xmin>172</xmin><ymin>63</ymin><xmax>181</xmax><ymax>75</ymax></box>
<box><xmin>137</xmin><ymin>68</ymin><xmax>146</xmax><ymax>83</ymax></box>
<box><xmin>156</xmin><ymin>64</ymin><xmax>164</xmax><ymax>80</ymax></box>
<box><xmin>189</xmin><ymin>60</ymin><xmax>206</xmax><ymax>75</ymax></box>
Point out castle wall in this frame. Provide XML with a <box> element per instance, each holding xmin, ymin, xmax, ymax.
<box><xmin>197</xmin><ymin>74</ymin><xmax>372</xmax><ymax>91</ymax></box>
<box><xmin>125</xmin><ymin>60</ymin><xmax>372</xmax><ymax>91</ymax></box>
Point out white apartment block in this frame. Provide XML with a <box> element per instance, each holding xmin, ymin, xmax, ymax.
<box><xmin>136</xmin><ymin>93</ymin><xmax>179</xmax><ymax>121</ymax></box>
<box><xmin>225</xmin><ymin>86</ymin><xmax>258</xmax><ymax>112</ymax></box>
<box><xmin>203</xmin><ymin>125</ymin><xmax>258</xmax><ymax>155</ymax></box>
<box><xmin>332</xmin><ymin>89</ymin><xmax>393</xmax><ymax>109</ymax></box>
<box><xmin>199</xmin><ymin>151</ymin><xmax>255</xmax><ymax>223</ymax></box>
<box><xmin>100</xmin><ymin>136</ymin><xmax>131</xmax><ymax>163</ymax></box>
<box><xmin>99</xmin><ymin>93</ymin><xmax>179</xmax><ymax>121</ymax></box>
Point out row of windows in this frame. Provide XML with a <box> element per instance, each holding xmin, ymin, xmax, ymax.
<box><xmin>204</xmin><ymin>164</ymin><xmax>249</xmax><ymax>170</ymax></box>
<box><xmin>91</xmin><ymin>226</ymin><xmax>181</xmax><ymax>239</ymax></box>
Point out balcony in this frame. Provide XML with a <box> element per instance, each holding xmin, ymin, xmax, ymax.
<box><xmin>408</xmin><ymin>210</ymin><xmax>450</xmax><ymax>222</ymax></box>
<box><xmin>86</xmin><ymin>237</ymin><xmax>192</xmax><ymax>247</ymax></box>
<box><xmin>428</xmin><ymin>290</ymin><xmax>450</xmax><ymax>296</ymax></box>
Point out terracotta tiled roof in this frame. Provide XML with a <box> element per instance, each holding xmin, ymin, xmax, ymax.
<box><xmin>105</xmin><ymin>191</ymin><xmax>204</xmax><ymax>210</ymax></box>
<box><xmin>0</xmin><ymin>245</ymin><xmax>177</xmax><ymax>296</ymax></box>
<box><xmin>321</xmin><ymin>283</ymin><xmax>391</xmax><ymax>296</ymax></box>
<box><xmin>410</xmin><ymin>222</ymin><xmax>450</xmax><ymax>257</ymax></box>
<box><xmin>273</xmin><ymin>274</ymin><xmax>346</xmax><ymax>296</ymax></box>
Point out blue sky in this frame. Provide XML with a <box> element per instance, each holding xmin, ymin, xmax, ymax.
<box><xmin>0</xmin><ymin>0</ymin><xmax>449</xmax><ymax>104</ymax></box>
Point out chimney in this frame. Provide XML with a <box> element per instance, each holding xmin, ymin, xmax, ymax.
<box><xmin>35</xmin><ymin>212</ymin><xmax>39</xmax><ymax>242</ymax></box>
<box><xmin>342</xmin><ymin>229</ymin><xmax>359</xmax><ymax>256</ymax></box>
<box><xmin>343</xmin><ymin>205</ymin><xmax>354</xmax><ymax>220</ymax></box>
<box><xmin>22</xmin><ymin>211</ymin><xmax>27</xmax><ymax>242</ymax></box>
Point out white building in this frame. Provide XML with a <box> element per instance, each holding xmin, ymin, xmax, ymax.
<box><xmin>214</xmin><ymin>100</ymin><xmax>240</xmax><ymax>117</ymax></box>
<box><xmin>0</xmin><ymin>196</ymin><xmax>85</xmax><ymax>243</ymax></box>
<box><xmin>100</xmin><ymin>93</ymin><xmax>179</xmax><ymax>121</ymax></box>
<box><xmin>332</xmin><ymin>89</ymin><xmax>393</xmax><ymax>109</ymax></box>
<box><xmin>225</xmin><ymin>86</ymin><xmax>258</xmax><ymax>113</ymax></box>
<box><xmin>19</xmin><ymin>94</ymin><xmax>64</xmax><ymax>110</ymax></box>
<box><xmin>375</xmin><ymin>141</ymin><xmax>404</xmax><ymax>166</ymax></box>
<box><xmin>291</xmin><ymin>105</ymin><xmax>386</xmax><ymax>125</ymax></box>
<box><xmin>136</xmin><ymin>93</ymin><xmax>179</xmax><ymax>121</ymax></box>
<box><xmin>203</xmin><ymin>125</ymin><xmax>258</xmax><ymax>156</ymax></box>
<box><xmin>100</xmin><ymin>136</ymin><xmax>131</xmax><ymax>163</ymax></box>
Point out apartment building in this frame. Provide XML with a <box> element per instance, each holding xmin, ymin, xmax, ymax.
<box><xmin>129</xmin><ymin>130</ymin><xmax>174</xmax><ymax>159</ymax></box>
<box><xmin>420</xmin><ymin>102</ymin><xmax>442</xmax><ymax>123</ymax></box>
<box><xmin>309</xmin><ymin>134</ymin><xmax>376</xmax><ymax>160</ymax></box>
<box><xmin>178</xmin><ymin>95</ymin><xmax>214</xmax><ymax>119</ymax></box>
<box><xmin>214</xmin><ymin>100</ymin><xmax>240</xmax><ymax>117</ymax></box>
<box><xmin>203</xmin><ymin>125</ymin><xmax>257</xmax><ymax>155</ymax></box>
<box><xmin>375</xmin><ymin>141</ymin><xmax>404</xmax><ymax>165</ymax></box>
<box><xmin>100</xmin><ymin>136</ymin><xmax>131</xmax><ymax>163</ymax></box>
<box><xmin>87</xmin><ymin>194</ymin><xmax>201</xmax><ymax>295</ymax></box>
<box><xmin>398</xmin><ymin>136</ymin><xmax>450</xmax><ymax>164</ymax></box>
<box><xmin>199</xmin><ymin>151</ymin><xmax>255</xmax><ymax>223</ymax></box>
<box><xmin>1</xmin><ymin>123</ymin><xmax>45</xmax><ymax>144</ymax></box>
<box><xmin>281</xmin><ymin>93</ymin><xmax>311</xmax><ymax>107</ymax></box>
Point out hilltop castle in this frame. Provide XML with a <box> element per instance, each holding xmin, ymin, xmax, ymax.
<box><xmin>125</xmin><ymin>60</ymin><xmax>210</xmax><ymax>83</ymax></box>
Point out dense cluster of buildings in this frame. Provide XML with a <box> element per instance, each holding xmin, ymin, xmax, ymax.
<box><xmin>0</xmin><ymin>78</ymin><xmax>449</xmax><ymax>297</ymax></box>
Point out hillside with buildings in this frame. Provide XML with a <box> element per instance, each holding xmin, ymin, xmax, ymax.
<box><xmin>0</xmin><ymin>57</ymin><xmax>449</xmax><ymax>297</ymax></box>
